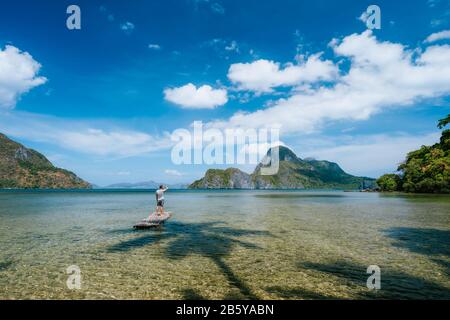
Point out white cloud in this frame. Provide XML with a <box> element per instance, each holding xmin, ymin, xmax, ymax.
<box><xmin>164</xmin><ymin>83</ymin><xmax>228</xmax><ymax>109</ymax></box>
<box><xmin>428</xmin><ymin>0</ymin><xmax>439</xmax><ymax>8</ymax></box>
<box><xmin>120</xmin><ymin>22</ymin><xmax>135</xmax><ymax>33</ymax></box>
<box><xmin>0</xmin><ymin>111</ymin><xmax>172</xmax><ymax>157</ymax></box>
<box><xmin>425</xmin><ymin>30</ymin><xmax>450</xmax><ymax>43</ymax></box>
<box><xmin>165</xmin><ymin>169</ymin><xmax>183</xmax><ymax>176</ymax></box>
<box><xmin>227</xmin><ymin>55</ymin><xmax>338</xmax><ymax>93</ymax></box>
<box><xmin>431</xmin><ymin>19</ymin><xmax>445</xmax><ymax>28</ymax></box>
<box><xmin>193</xmin><ymin>0</ymin><xmax>225</xmax><ymax>15</ymax></box>
<box><xmin>148</xmin><ymin>43</ymin><xmax>161</xmax><ymax>50</ymax></box>
<box><xmin>61</xmin><ymin>129</ymin><xmax>167</xmax><ymax>157</ymax></box>
<box><xmin>225</xmin><ymin>40</ymin><xmax>239</xmax><ymax>53</ymax></box>
<box><xmin>99</xmin><ymin>5</ymin><xmax>115</xmax><ymax>21</ymax></box>
<box><xmin>202</xmin><ymin>38</ymin><xmax>241</xmax><ymax>58</ymax></box>
<box><xmin>211</xmin><ymin>2</ymin><xmax>225</xmax><ymax>15</ymax></box>
<box><xmin>303</xmin><ymin>133</ymin><xmax>440</xmax><ymax>178</ymax></box>
<box><xmin>0</xmin><ymin>45</ymin><xmax>47</xmax><ymax>108</ymax></box>
<box><xmin>211</xmin><ymin>31</ymin><xmax>450</xmax><ymax>134</ymax></box>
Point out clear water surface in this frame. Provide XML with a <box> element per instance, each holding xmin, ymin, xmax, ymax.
<box><xmin>0</xmin><ymin>190</ymin><xmax>449</xmax><ymax>299</ymax></box>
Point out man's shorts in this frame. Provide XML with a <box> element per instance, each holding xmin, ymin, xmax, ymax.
<box><xmin>157</xmin><ymin>200</ymin><xmax>164</xmax><ymax>207</ymax></box>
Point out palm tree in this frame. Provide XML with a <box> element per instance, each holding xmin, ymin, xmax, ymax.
<box><xmin>437</xmin><ymin>114</ymin><xmax>450</xmax><ymax>129</ymax></box>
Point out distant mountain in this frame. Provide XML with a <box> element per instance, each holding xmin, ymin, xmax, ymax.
<box><xmin>190</xmin><ymin>146</ymin><xmax>374</xmax><ymax>190</ymax></box>
<box><xmin>103</xmin><ymin>181</ymin><xmax>188</xmax><ymax>189</ymax></box>
<box><xmin>104</xmin><ymin>181</ymin><xmax>160</xmax><ymax>189</ymax></box>
<box><xmin>189</xmin><ymin>168</ymin><xmax>253</xmax><ymax>189</ymax></box>
<box><xmin>0</xmin><ymin>133</ymin><xmax>91</xmax><ymax>189</ymax></box>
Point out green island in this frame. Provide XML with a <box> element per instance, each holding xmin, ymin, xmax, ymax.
<box><xmin>0</xmin><ymin>133</ymin><xmax>91</xmax><ymax>189</ymax></box>
<box><xmin>377</xmin><ymin>114</ymin><xmax>450</xmax><ymax>193</ymax></box>
<box><xmin>189</xmin><ymin>146</ymin><xmax>375</xmax><ymax>190</ymax></box>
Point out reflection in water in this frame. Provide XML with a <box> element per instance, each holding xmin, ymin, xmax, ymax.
<box><xmin>0</xmin><ymin>190</ymin><xmax>449</xmax><ymax>299</ymax></box>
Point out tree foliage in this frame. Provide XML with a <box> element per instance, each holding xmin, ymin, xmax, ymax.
<box><xmin>437</xmin><ymin>114</ymin><xmax>450</xmax><ymax>129</ymax></box>
<box><xmin>377</xmin><ymin>114</ymin><xmax>450</xmax><ymax>193</ymax></box>
<box><xmin>376</xmin><ymin>174</ymin><xmax>401</xmax><ymax>192</ymax></box>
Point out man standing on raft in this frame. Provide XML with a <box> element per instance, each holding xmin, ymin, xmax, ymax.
<box><xmin>155</xmin><ymin>185</ymin><xmax>168</xmax><ymax>216</ymax></box>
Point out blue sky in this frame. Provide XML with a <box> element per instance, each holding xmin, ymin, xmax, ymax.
<box><xmin>1</xmin><ymin>0</ymin><xmax>450</xmax><ymax>185</ymax></box>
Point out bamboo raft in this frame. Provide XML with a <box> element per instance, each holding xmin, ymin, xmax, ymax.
<box><xmin>133</xmin><ymin>212</ymin><xmax>172</xmax><ymax>229</ymax></box>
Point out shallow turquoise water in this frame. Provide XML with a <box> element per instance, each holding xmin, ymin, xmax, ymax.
<box><xmin>0</xmin><ymin>190</ymin><xmax>449</xmax><ymax>299</ymax></box>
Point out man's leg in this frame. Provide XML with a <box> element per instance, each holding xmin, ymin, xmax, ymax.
<box><xmin>148</xmin><ymin>209</ymin><xmax>154</xmax><ymax>220</ymax></box>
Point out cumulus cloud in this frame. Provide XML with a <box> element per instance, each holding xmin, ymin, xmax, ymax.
<box><xmin>431</xmin><ymin>19</ymin><xmax>445</xmax><ymax>28</ymax></box>
<box><xmin>0</xmin><ymin>45</ymin><xmax>47</xmax><ymax>108</ymax></box>
<box><xmin>425</xmin><ymin>30</ymin><xmax>450</xmax><ymax>43</ymax></box>
<box><xmin>304</xmin><ymin>133</ymin><xmax>440</xmax><ymax>177</ymax></box>
<box><xmin>225</xmin><ymin>40</ymin><xmax>239</xmax><ymax>53</ymax></box>
<box><xmin>148</xmin><ymin>43</ymin><xmax>161</xmax><ymax>50</ymax></box>
<box><xmin>99</xmin><ymin>5</ymin><xmax>115</xmax><ymax>21</ymax></box>
<box><xmin>0</xmin><ymin>112</ymin><xmax>172</xmax><ymax>157</ymax></box>
<box><xmin>210</xmin><ymin>2</ymin><xmax>225</xmax><ymax>15</ymax></box>
<box><xmin>61</xmin><ymin>129</ymin><xmax>168</xmax><ymax>157</ymax></box>
<box><xmin>227</xmin><ymin>55</ymin><xmax>338</xmax><ymax>93</ymax></box>
<box><xmin>202</xmin><ymin>38</ymin><xmax>241</xmax><ymax>59</ymax></box>
<box><xmin>164</xmin><ymin>83</ymin><xmax>228</xmax><ymax>109</ymax></box>
<box><xmin>427</xmin><ymin>0</ymin><xmax>439</xmax><ymax>8</ymax></box>
<box><xmin>194</xmin><ymin>0</ymin><xmax>225</xmax><ymax>15</ymax></box>
<box><xmin>211</xmin><ymin>31</ymin><xmax>450</xmax><ymax>134</ymax></box>
<box><xmin>120</xmin><ymin>22</ymin><xmax>135</xmax><ymax>33</ymax></box>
